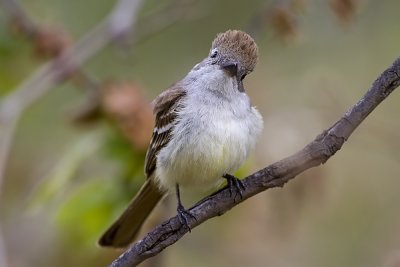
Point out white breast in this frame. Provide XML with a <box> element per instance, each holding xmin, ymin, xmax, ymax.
<box><xmin>155</xmin><ymin>67</ymin><xmax>263</xmax><ymax>192</ymax></box>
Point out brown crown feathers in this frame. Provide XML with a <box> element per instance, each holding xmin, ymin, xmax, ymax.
<box><xmin>211</xmin><ymin>30</ymin><xmax>259</xmax><ymax>73</ymax></box>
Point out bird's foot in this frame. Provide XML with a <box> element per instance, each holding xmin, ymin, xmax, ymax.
<box><xmin>177</xmin><ymin>203</ymin><xmax>197</xmax><ymax>232</ymax></box>
<box><xmin>223</xmin><ymin>173</ymin><xmax>245</xmax><ymax>201</ymax></box>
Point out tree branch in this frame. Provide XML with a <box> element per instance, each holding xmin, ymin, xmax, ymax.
<box><xmin>109</xmin><ymin>57</ymin><xmax>400</xmax><ymax>267</ymax></box>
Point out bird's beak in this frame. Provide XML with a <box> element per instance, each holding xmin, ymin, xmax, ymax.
<box><xmin>237</xmin><ymin>76</ymin><xmax>245</xmax><ymax>92</ymax></box>
<box><xmin>221</xmin><ymin>62</ymin><xmax>238</xmax><ymax>77</ymax></box>
<box><xmin>221</xmin><ymin>61</ymin><xmax>245</xmax><ymax>92</ymax></box>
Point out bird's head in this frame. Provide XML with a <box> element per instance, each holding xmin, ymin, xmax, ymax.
<box><xmin>209</xmin><ymin>30</ymin><xmax>259</xmax><ymax>92</ymax></box>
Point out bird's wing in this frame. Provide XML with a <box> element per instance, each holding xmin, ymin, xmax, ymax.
<box><xmin>144</xmin><ymin>85</ymin><xmax>186</xmax><ymax>178</ymax></box>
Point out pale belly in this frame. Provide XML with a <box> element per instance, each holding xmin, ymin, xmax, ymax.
<box><xmin>173</xmin><ymin>121</ymin><xmax>248</xmax><ymax>188</ymax></box>
<box><xmin>155</xmin><ymin>109</ymin><xmax>260</xmax><ymax>192</ymax></box>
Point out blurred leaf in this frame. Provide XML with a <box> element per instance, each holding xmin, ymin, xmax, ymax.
<box><xmin>268</xmin><ymin>1</ymin><xmax>299</xmax><ymax>42</ymax></box>
<box><xmin>100</xmin><ymin>81</ymin><xmax>154</xmax><ymax>151</ymax></box>
<box><xmin>329</xmin><ymin>0</ymin><xmax>359</xmax><ymax>26</ymax></box>
<box><xmin>55</xmin><ymin>178</ymin><xmax>125</xmax><ymax>247</ymax></box>
<box><xmin>28</xmin><ymin>130</ymin><xmax>104</xmax><ymax>211</ymax></box>
<box><xmin>102</xmin><ymin>127</ymin><xmax>146</xmax><ymax>187</ymax></box>
<box><xmin>32</xmin><ymin>27</ymin><xmax>72</xmax><ymax>58</ymax></box>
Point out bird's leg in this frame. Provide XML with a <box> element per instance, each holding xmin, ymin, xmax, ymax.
<box><xmin>223</xmin><ymin>173</ymin><xmax>245</xmax><ymax>201</ymax></box>
<box><xmin>175</xmin><ymin>183</ymin><xmax>197</xmax><ymax>231</ymax></box>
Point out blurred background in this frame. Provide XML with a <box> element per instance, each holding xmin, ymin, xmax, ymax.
<box><xmin>1</xmin><ymin>0</ymin><xmax>400</xmax><ymax>266</ymax></box>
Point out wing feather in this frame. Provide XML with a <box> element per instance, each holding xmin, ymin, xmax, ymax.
<box><xmin>144</xmin><ymin>86</ymin><xmax>186</xmax><ymax>178</ymax></box>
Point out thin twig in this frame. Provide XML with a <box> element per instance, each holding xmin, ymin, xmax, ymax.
<box><xmin>133</xmin><ymin>0</ymin><xmax>207</xmax><ymax>45</ymax></box>
<box><xmin>3</xmin><ymin>0</ymin><xmax>39</xmax><ymax>36</ymax></box>
<box><xmin>109</xmin><ymin>58</ymin><xmax>400</xmax><ymax>267</ymax></box>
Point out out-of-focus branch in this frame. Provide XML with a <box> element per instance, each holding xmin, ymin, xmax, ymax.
<box><xmin>109</xmin><ymin>58</ymin><xmax>400</xmax><ymax>267</ymax></box>
<box><xmin>133</xmin><ymin>0</ymin><xmax>207</xmax><ymax>45</ymax></box>
<box><xmin>4</xmin><ymin>0</ymin><xmax>38</xmax><ymax>36</ymax></box>
<box><xmin>0</xmin><ymin>0</ymin><xmax>144</xmax><ymax>191</ymax></box>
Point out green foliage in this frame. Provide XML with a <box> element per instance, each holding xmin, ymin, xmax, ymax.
<box><xmin>27</xmin><ymin>126</ymin><xmax>147</xmax><ymax>247</ymax></box>
<box><xmin>101</xmin><ymin>126</ymin><xmax>147</xmax><ymax>192</ymax></box>
<box><xmin>55</xmin><ymin>179</ymin><xmax>123</xmax><ymax>248</ymax></box>
<box><xmin>29</xmin><ymin>131</ymin><xmax>103</xmax><ymax>211</ymax></box>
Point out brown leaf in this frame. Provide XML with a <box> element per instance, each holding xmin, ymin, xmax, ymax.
<box><xmin>329</xmin><ymin>0</ymin><xmax>359</xmax><ymax>25</ymax></box>
<box><xmin>101</xmin><ymin>82</ymin><xmax>154</xmax><ymax>151</ymax></box>
<box><xmin>70</xmin><ymin>96</ymin><xmax>102</xmax><ymax>125</ymax></box>
<box><xmin>33</xmin><ymin>27</ymin><xmax>72</xmax><ymax>58</ymax></box>
<box><xmin>268</xmin><ymin>4</ymin><xmax>298</xmax><ymax>41</ymax></box>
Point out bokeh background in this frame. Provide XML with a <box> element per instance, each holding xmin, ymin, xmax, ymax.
<box><xmin>1</xmin><ymin>0</ymin><xmax>400</xmax><ymax>266</ymax></box>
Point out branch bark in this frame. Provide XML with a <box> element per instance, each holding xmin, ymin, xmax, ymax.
<box><xmin>109</xmin><ymin>57</ymin><xmax>400</xmax><ymax>267</ymax></box>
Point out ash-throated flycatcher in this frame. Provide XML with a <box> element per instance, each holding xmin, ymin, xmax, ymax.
<box><xmin>99</xmin><ymin>30</ymin><xmax>263</xmax><ymax>248</ymax></box>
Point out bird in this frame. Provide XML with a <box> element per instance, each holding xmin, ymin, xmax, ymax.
<box><xmin>98</xmin><ymin>29</ymin><xmax>263</xmax><ymax>248</ymax></box>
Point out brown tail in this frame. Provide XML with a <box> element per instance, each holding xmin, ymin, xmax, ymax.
<box><xmin>98</xmin><ymin>179</ymin><xmax>164</xmax><ymax>248</ymax></box>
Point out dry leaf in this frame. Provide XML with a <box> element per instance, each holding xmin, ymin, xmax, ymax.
<box><xmin>268</xmin><ymin>4</ymin><xmax>299</xmax><ymax>41</ymax></box>
<box><xmin>33</xmin><ymin>27</ymin><xmax>72</xmax><ymax>58</ymax></box>
<box><xmin>101</xmin><ymin>82</ymin><xmax>154</xmax><ymax>151</ymax></box>
<box><xmin>329</xmin><ymin>0</ymin><xmax>359</xmax><ymax>25</ymax></box>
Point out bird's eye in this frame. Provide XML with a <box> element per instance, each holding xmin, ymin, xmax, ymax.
<box><xmin>210</xmin><ymin>49</ymin><xmax>218</xmax><ymax>58</ymax></box>
<box><xmin>241</xmin><ymin>74</ymin><xmax>247</xmax><ymax>81</ymax></box>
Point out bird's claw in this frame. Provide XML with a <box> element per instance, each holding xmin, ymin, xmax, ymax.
<box><xmin>177</xmin><ymin>204</ymin><xmax>197</xmax><ymax>232</ymax></box>
<box><xmin>223</xmin><ymin>173</ymin><xmax>245</xmax><ymax>201</ymax></box>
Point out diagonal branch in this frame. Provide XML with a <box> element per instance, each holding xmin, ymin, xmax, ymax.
<box><xmin>109</xmin><ymin>57</ymin><xmax>400</xmax><ymax>267</ymax></box>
